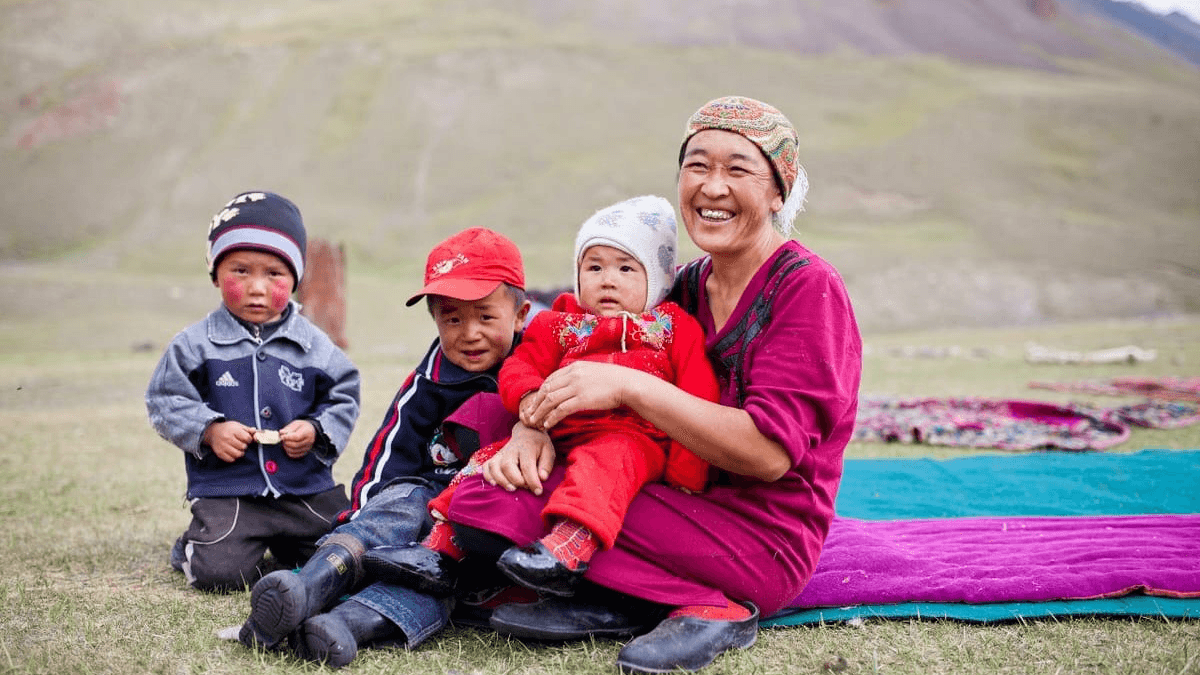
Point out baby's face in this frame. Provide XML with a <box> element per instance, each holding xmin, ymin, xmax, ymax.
<box><xmin>430</xmin><ymin>285</ymin><xmax>529</xmax><ymax>372</ymax></box>
<box><xmin>578</xmin><ymin>245</ymin><xmax>648</xmax><ymax>317</ymax></box>
<box><xmin>213</xmin><ymin>249</ymin><xmax>294</xmax><ymax>324</ymax></box>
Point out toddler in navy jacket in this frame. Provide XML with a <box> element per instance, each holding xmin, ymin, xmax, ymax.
<box><xmin>146</xmin><ymin>191</ymin><xmax>360</xmax><ymax>593</ymax></box>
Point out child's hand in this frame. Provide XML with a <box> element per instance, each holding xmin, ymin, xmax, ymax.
<box><xmin>279</xmin><ymin>419</ymin><xmax>316</xmax><ymax>459</ymax></box>
<box><xmin>518</xmin><ymin>389</ymin><xmax>541</xmax><ymax>428</ymax></box>
<box><xmin>204</xmin><ymin>421</ymin><xmax>254</xmax><ymax>463</ymax></box>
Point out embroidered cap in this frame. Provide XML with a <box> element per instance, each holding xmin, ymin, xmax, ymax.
<box><xmin>206</xmin><ymin>191</ymin><xmax>307</xmax><ymax>291</ymax></box>
<box><xmin>680</xmin><ymin>95</ymin><xmax>800</xmax><ymax>200</ymax></box>
<box><xmin>406</xmin><ymin>227</ymin><xmax>525</xmax><ymax>306</ymax></box>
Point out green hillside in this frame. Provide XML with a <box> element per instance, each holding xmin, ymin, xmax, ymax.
<box><xmin>2</xmin><ymin>0</ymin><xmax>1198</xmax><ymax>353</ymax></box>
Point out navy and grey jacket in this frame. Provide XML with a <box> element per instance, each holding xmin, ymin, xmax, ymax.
<box><xmin>146</xmin><ymin>302</ymin><xmax>360</xmax><ymax>499</ymax></box>
<box><xmin>338</xmin><ymin>338</ymin><xmax>506</xmax><ymax>523</ymax></box>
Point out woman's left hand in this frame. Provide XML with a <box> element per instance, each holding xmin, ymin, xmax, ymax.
<box><xmin>524</xmin><ymin>361</ymin><xmax>633</xmax><ymax>430</ymax></box>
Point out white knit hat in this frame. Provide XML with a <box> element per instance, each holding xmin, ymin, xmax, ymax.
<box><xmin>573</xmin><ymin>195</ymin><xmax>678</xmax><ymax>313</ymax></box>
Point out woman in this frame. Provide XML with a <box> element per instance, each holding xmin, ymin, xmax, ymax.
<box><xmin>448</xmin><ymin>95</ymin><xmax>862</xmax><ymax>674</ymax></box>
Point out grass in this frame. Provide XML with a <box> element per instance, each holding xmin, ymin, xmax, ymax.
<box><xmin>2</xmin><ymin>282</ymin><xmax>1199</xmax><ymax>673</ymax></box>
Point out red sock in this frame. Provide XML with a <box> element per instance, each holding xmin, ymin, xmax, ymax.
<box><xmin>668</xmin><ymin>596</ymin><xmax>752</xmax><ymax>621</ymax></box>
<box><xmin>538</xmin><ymin>519</ymin><xmax>600</xmax><ymax>571</ymax></box>
<box><xmin>422</xmin><ymin>521</ymin><xmax>465</xmax><ymax>561</ymax></box>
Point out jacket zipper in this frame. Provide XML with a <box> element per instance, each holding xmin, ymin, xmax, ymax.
<box><xmin>252</xmin><ymin>328</ymin><xmax>280</xmax><ymax>497</ymax></box>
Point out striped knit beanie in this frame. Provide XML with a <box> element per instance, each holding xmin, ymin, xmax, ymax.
<box><xmin>206</xmin><ymin>191</ymin><xmax>307</xmax><ymax>291</ymax></box>
<box><xmin>574</xmin><ymin>195</ymin><xmax>678</xmax><ymax>314</ymax></box>
<box><xmin>679</xmin><ymin>95</ymin><xmax>801</xmax><ymax>200</ymax></box>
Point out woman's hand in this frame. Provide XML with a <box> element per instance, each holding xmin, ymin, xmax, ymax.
<box><xmin>523</xmin><ymin>361</ymin><xmax>634</xmax><ymax>430</ymax></box>
<box><xmin>530</xmin><ymin>358</ymin><xmax>792</xmax><ymax>481</ymax></box>
<box><xmin>482</xmin><ymin>423</ymin><xmax>557</xmax><ymax>495</ymax></box>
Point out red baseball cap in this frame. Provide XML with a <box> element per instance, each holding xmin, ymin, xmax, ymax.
<box><xmin>406</xmin><ymin>227</ymin><xmax>525</xmax><ymax>306</ymax></box>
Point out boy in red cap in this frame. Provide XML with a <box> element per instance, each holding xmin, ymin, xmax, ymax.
<box><xmin>238</xmin><ymin>227</ymin><xmax>530</xmax><ymax>668</ymax></box>
<box><xmin>363</xmin><ymin>195</ymin><xmax>720</xmax><ymax>600</ymax></box>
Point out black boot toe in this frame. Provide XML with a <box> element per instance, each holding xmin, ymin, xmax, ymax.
<box><xmin>615</xmin><ymin>602</ymin><xmax>760</xmax><ymax>673</ymax></box>
<box><xmin>495</xmin><ymin>541</ymin><xmax>586</xmax><ymax>598</ymax></box>
<box><xmin>490</xmin><ymin>595</ymin><xmax>657</xmax><ymax>640</ymax></box>
<box><xmin>296</xmin><ymin>601</ymin><xmax>398</xmax><ymax>669</ymax></box>
<box><xmin>363</xmin><ymin>543</ymin><xmax>459</xmax><ymax>597</ymax></box>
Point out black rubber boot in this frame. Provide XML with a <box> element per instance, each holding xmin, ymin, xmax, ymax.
<box><xmin>295</xmin><ymin>600</ymin><xmax>399</xmax><ymax>669</ymax></box>
<box><xmin>239</xmin><ymin>536</ymin><xmax>363</xmax><ymax>650</ymax></box>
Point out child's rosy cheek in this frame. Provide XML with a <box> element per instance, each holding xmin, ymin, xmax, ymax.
<box><xmin>221</xmin><ymin>278</ymin><xmax>244</xmax><ymax>303</ymax></box>
<box><xmin>270</xmin><ymin>279</ymin><xmax>291</xmax><ymax>310</ymax></box>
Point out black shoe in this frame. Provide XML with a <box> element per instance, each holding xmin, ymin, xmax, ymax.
<box><xmin>615</xmin><ymin>602</ymin><xmax>760</xmax><ymax>674</ymax></box>
<box><xmin>451</xmin><ymin>584</ymin><xmax>542</xmax><ymax>629</ymax></box>
<box><xmin>295</xmin><ymin>601</ymin><xmax>398</xmax><ymax>669</ymax></box>
<box><xmin>490</xmin><ymin>595</ymin><xmax>658</xmax><ymax>641</ymax></box>
<box><xmin>169</xmin><ymin>537</ymin><xmax>186</xmax><ymax>572</ymax></box>
<box><xmin>240</xmin><ymin>542</ymin><xmax>359</xmax><ymax>650</ymax></box>
<box><xmin>495</xmin><ymin>542</ymin><xmax>585</xmax><ymax>597</ymax></box>
<box><xmin>362</xmin><ymin>543</ymin><xmax>459</xmax><ymax>597</ymax></box>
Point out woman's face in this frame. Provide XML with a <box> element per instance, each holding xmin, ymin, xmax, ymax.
<box><xmin>677</xmin><ymin>129</ymin><xmax>783</xmax><ymax>257</ymax></box>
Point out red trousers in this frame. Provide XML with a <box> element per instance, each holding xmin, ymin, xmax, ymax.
<box><xmin>431</xmin><ymin>428</ymin><xmax>667</xmax><ymax>550</ymax></box>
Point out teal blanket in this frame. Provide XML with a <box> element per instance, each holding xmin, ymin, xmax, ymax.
<box><xmin>834</xmin><ymin>449</ymin><xmax>1200</xmax><ymax>519</ymax></box>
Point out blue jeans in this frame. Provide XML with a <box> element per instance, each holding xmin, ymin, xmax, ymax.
<box><xmin>320</xmin><ymin>479</ymin><xmax>450</xmax><ymax>648</ymax></box>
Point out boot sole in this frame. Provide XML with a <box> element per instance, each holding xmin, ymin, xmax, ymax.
<box><xmin>242</xmin><ymin>571</ymin><xmax>308</xmax><ymax>649</ymax></box>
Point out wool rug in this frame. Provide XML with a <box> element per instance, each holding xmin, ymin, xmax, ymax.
<box><xmin>852</xmin><ymin>396</ymin><xmax>1199</xmax><ymax>451</ymax></box>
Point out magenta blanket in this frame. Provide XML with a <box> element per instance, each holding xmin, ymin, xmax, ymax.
<box><xmin>791</xmin><ymin>514</ymin><xmax>1200</xmax><ymax>608</ymax></box>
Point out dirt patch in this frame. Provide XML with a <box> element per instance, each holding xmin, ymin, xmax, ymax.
<box><xmin>13</xmin><ymin>79</ymin><xmax>121</xmax><ymax>149</ymax></box>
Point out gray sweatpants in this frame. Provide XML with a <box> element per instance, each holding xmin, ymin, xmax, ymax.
<box><xmin>176</xmin><ymin>485</ymin><xmax>349</xmax><ymax>593</ymax></box>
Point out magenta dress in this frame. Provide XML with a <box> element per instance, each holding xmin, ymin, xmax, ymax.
<box><xmin>449</xmin><ymin>241</ymin><xmax>862</xmax><ymax>615</ymax></box>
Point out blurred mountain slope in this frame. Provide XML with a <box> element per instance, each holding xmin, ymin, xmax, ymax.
<box><xmin>1</xmin><ymin>0</ymin><xmax>1197</xmax><ymax>337</ymax></box>
<box><xmin>1064</xmin><ymin>0</ymin><xmax>1200</xmax><ymax>65</ymax></box>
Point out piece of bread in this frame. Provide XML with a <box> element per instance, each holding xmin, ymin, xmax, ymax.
<box><xmin>254</xmin><ymin>429</ymin><xmax>281</xmax><ymax>445</ymax></box>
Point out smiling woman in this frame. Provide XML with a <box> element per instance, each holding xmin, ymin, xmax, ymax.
<box><xmin>444</xmin><ymin>96</ymin><xmax>864</xmax><ymax>674</ymax></box>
